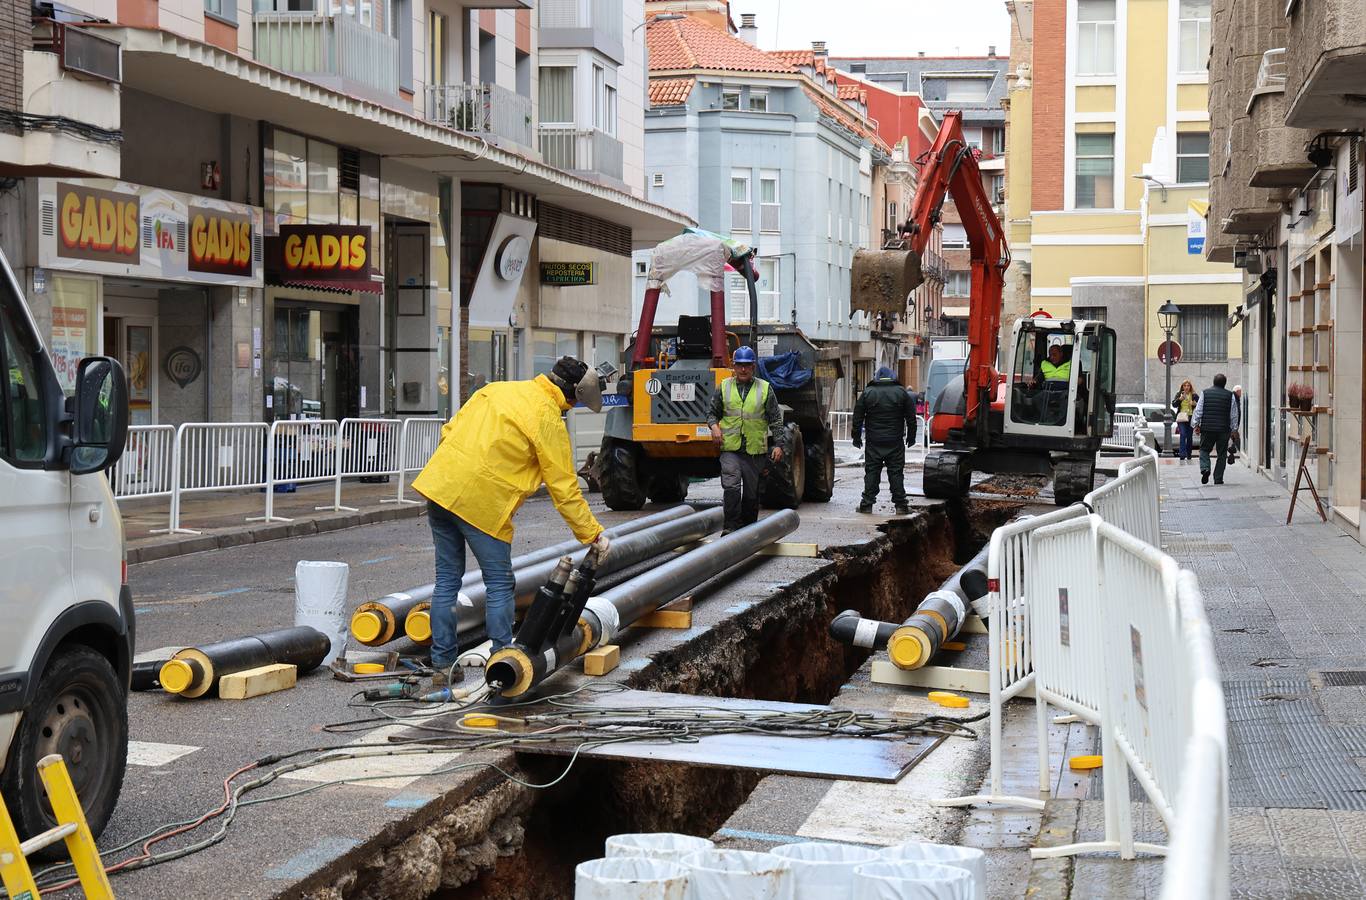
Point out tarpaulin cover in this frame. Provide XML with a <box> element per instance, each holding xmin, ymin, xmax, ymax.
<box><xmin>759</xmin><ymin>351</ymin><xmax>813</xmax><ymax>389</ymax></box>
<box><xmin>647</xmin><ymin>230</ymin><xmax>755</xmax><ymax>292</ymax></box>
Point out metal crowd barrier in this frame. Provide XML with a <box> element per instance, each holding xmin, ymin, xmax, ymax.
<box><xmin>108</xmin><ymin>424</ymin><xmax>176</xmax><ymax>500</ymax></box>
<box><xmin>389</xmin><ymin>417</ymin><xmax>443</xmax><ymax>505</ymax></box>
<box><xmin>1103</xmin><ymin>412</ymin><xmax>1141</xmax><ymax>453</ymax></box>
<box><xmin>154</xmin><ymin>422</ymin><xmax>269</xmax><ymax>535</ymax></box>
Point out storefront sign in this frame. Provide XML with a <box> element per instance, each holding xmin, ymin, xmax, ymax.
<box><xmin>164</xmin><ymin>347</ymin><xmax>202</xmax><ymax>388</ymax></box>
<box><xmin>540</xmin><ymin>261</ymin><xmax>595</xmax><ymax>285</ymax></box>
<box><xmin>268</xmin><ymin>225</ymin><xmax>371</xmax><ymax>282</ymax></box>
<box><xmin>39</xmin><ymin>178</ymin><xmax>263</xmax><ymax>287</ymax></box>
<box><xmin>1186</xmin><ymin>200</ymin><xmax>1207</xmax><ymax>255</ymax></box>
<box><xmin>48</xmin><ymin>306</ymin><xmax>89</xmax><ymax>392</ymax></box>
<box><xmin>495</xmin><ymin>234</ymin><xmax>531</xmax><ymax>281</ymax></box>
<box><xmin>56</xmin><ymin>182</ymin><xmax>140</xmax><ymax>265</ymax></box>
<box><xmin>189</xmin><ymin>207</ymin><xmax>254</xmax><ymax>278</ymax></box>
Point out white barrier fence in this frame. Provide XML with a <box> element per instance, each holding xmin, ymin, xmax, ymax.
<box><xmin>1103</xmin><ymin>412</ymin><xmax>1141</xmax><ymax>453</ymax></box>
<box><xmin>116</xmin><ymin>417</ymin><xmax>444</xmax><ymax>534</ymax></box>
<box><xmin>827</xmin><ymin>410</ymin><xmax>933</xmax><ymax>450</ymax></box>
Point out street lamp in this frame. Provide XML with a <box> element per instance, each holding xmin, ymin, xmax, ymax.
<box><xmin>1158</xmin><ymin>301</ymin><xmax>1181</xmax><ymax>456</ymax></box>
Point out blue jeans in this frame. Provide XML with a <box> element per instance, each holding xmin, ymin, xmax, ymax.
<box><xmin>427</xmin><ymin>501</ymin><xmax>515</xmax><ymax>668</ymax></box>
<box><xmin>1177</xmin><ymin>421</ymin><xmax>1193</xmax><ymax>459</ymax></box>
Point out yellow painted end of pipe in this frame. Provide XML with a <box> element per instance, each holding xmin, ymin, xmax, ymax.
<box><xmin>488</xmin><ymin>647</ymin><xmax>535</xmax><ymax>697</ymax></box>
<box><xmin>405</xmin><ymin>610</ymin><xmax>432</xmax><ymax>643</ymax></box>
<box><xmin>159</xmin><ymin>659</ymin><xmax>195</xmax><ymax>695</ymax></box>
<box><xmin>351</xmin><ymin>610</ymin><xmax>386</xmax><ymax>644</ymax></box>
<box><xmin>888</xmin><ymin>626</ymin><xmax>929</xmax><ymax>670</ymax></box>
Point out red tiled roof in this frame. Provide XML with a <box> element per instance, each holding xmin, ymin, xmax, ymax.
<box><xmin>647</xmin><ymin>16</ymin><xmax>797</xmax><ymax>73</ymax></box>
<box><xmin>804</xmin><ymin>87</ymin><xmax>890</xmax><ymax>153</ymax></box>
<box><xmin>837</xmin><ymin>82</ymin><xmax>866</xmax><ymax>103</ymax></box>
<box><xmin>649</xmin><ymin>77</ymin><xmax>695</xmax><ymax>107</ymax></box>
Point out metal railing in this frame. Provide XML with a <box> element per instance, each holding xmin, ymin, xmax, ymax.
<box><xmin>1087</xmin><ymin>446</ymin><xmax>1162</xmax><ymax>547</ymax></box>
<box><xmin>157</xmin><ymin>423</ymin><xmax>270</xmax><ymax>535</ymax></box>
<box><xmin>252</xmin><ymin>419</ymin><xmax>341</xmax><ymax>524</ymax></box>
<box><xmin>253</xmin><ymin>12</ymin><xmax>399</xmax><ymax>97</ymax></box>
<box><xmin>1254</xmin><ymin>48</ymin><xmax>1287</xmax><ymax>92</ymax></box>
<box><xmin>108</xmin><ymin>425</ymin><xmax>176</xmax><ymax>500</ymax></box>
<box><xmin>426</xmin><ymin>81</ymin><xmax>533</xmax><ymax>147</ymax></box>
<box><xmin>538</xmin><ymin>127</ymin><xmax>624</xmax><ymax>180</ymax></box>
<box><xmin>1103</xmin><ymin>412</ymin><xmax>1140</xmax><ymax>453</ymax></box>
<box><xmin>538</xmin><ymin>0</ymin><xmax>623</xmax><ymax>44</ymax></box>
<box><xmin>393</xmin><ymin>417</ymin><xmax>443</xmax><ymax>504</ymax></box>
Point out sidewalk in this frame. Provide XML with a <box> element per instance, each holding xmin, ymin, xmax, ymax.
<box><xmin>1154</xmin><ymin>456</ymin><xmax>1366</xmax><ymax>897</ymax></box>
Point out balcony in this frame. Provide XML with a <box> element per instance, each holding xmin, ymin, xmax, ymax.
<box><xmin>1246</xmin><ymin>50</ymin><xmax>1317</xmax><ymax>192</ymax></box>
<box><xmin>1284</xmin><ymin>0</ymin><xmax>1366</xmax><ymax>127</ymax></box>
<box><xmin>427</xmin><ymin>82</ymin><xmax>533</xmax><ymax>149</ymax></box>
<box><xmin>253</xmin><ymin>12</ymin><xmax>398</xmax><ymax>101</ymax></box>
<box><xmin>1223</xmin><ymin>115</ymin><xmax>1280</xmax><ymax>235</ymax></box>
<box><xmin>0</xmin><ymin>46</ymin><xmax>120</xmax><ymax>176</ymax></box>
<box><xmin>538</xmin><ymin>127</ymin><xmax>624</xmax><ymax>182</ymax></box>
<box><xmin>539</xmin><ymin>0</ymin><xmax>625</xmax><ymax>63</ymax></box>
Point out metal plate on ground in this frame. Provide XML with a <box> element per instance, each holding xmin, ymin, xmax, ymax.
<box><xmin>510</xmin><ymin>690</ymin><xmax>944</xmax><ymax>783</ymax></box>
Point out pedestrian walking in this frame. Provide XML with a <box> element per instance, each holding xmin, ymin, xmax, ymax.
<box><xmin>1193</xmin><ymin>372</ymin><xmax>1240</xmax><ymax>485</ymax></box>
<box><xmin>1229</xmin><ymin>384</ymin><xmax>1244</xmax><ymax>463</ymax></box>
<box><xmin>1172</xmin><ymin>379</ymin><xmax>1199</xmax><ymax>462</ymax></box>
<box><xmin>708</xmin><ymin>345</ymin><xmax>784</xmax><ymax>534</ymax></box>
<box><xmin>852</xmin><ymin>366</ymin><xmax>919</xmax><ymax>515</ymax></box>
<box><xmin>412</xmin><ymin>357</ymin><xmax>610</xmax><ymax>686</ymax></box>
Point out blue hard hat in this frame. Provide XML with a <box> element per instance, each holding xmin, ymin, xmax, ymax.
<box><xmin>733</xmin><ymin>345</ymin><xmax>758</xmax><ymax>364</ymax></box>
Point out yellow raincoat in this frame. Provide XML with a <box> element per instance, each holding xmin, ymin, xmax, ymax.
<box><xmin>412</xmin><ymin>374</ymin><xmax>604</xmax><ymax>544</ymax></box>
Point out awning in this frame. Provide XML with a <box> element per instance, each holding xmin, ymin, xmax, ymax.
<box><xmin>266</xmin><ymin>275</ymin><xmax>384</xmax><ymax>294</ymax></box>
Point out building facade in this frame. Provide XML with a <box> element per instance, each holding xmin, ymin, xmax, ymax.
<box><xmin>1207</xmin><ymin>0</ymin><xmax>1366</xmax><ymax>540</ymax></box>
<box><xmin>1004</xmin><ymin>0</ymin><xmax>1240</xmax><ymax>407</ymax></box>
<box><xmin>1</xmin><ymin>0</ymin><xmax>687</xmax><ymax>437</ymax></box>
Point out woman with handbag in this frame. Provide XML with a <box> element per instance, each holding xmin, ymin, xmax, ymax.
<box><xmin>1172</xmin><ymin>379</ymin><xmax>1199</xmax><ymax>462</ymax></box>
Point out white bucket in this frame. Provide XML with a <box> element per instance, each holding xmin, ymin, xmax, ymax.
<box><xmin>852</xmin><ymin>860</ymin><xmax>974</xmax><ymax>900</ymax></box>
<box><xmin>878</xmin><ymin>844</ymin><xmax>986</xmax><ymax>900</ymax></box>
<box><xmin>680</xmin><ymin>849</ymin><xmax>793</xmax><ymax>900</ymax></box>
<box><xmin>606</xmin><ymin>833</ymin><xmax>715</xmax><ymax>862</ymax></box>
<box><xmin>575</xmin><ymin>857</ymin><xmax>689</xmax><ymax>900</ymax></box>
<box><xmin>771</xmin><ymin>842</ymin><xmax>880</xmax><ymax>900</ymax></box>
<box><xmin>295</xmin><ymin>561</ymin><xmax>350</xmax><ymax>666</ymax></box>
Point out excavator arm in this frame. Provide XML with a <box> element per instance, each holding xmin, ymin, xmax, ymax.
<box><xmin>901</xmin><ymin>111</ymin><xmax>1010</xmax><ymax>438</ymax></box>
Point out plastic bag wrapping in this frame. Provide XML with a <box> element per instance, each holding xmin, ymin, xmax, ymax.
<box><xmin>877</xmin><ymin>844</ymin><xmax>986</xmax><ymax>900</ymax></box>
<box><xmin>680</xmin><ymin>849</ymin><xmax>794</xmax><ymax>900</ymax></box>
<box><xmin>852</xmin><ymin>860</ymin><xmax>975</xmax><ymax>900</ymax></box>
<box><xmin>647</xmin><ymin>234</ymin><xmax>732</xmax><ymax>292</ymax></box>
<box><xmin>770</xmin><ymin>842</ymin><xmax>880</xmax><ymax>900</ymax></box>
<box><xmin>575</xmin><ymin>857</ymin><xmax>689</xmax><ymax>900</ymax></box>
<box><xmin>606</xmin><ymin>833</ymin><xmax>715</xmax><ymax>862</ymax></box>
<box><xmin>758</xmin><ymin>351</ymin><xmax>813</xmax><ymax>390</ymax></box>
<box><xmin>294</xmin><ymin>560</ymin><xmax>350</xmax><ymax>665</ymax></box>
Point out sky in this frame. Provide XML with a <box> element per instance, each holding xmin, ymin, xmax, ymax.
<box><xmin>736</xmin><ymin>0</ymin><xmax>1014</xmax><ymax>58</ymax></box>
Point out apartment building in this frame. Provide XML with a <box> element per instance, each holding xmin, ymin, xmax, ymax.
<box><xmin>1206</xmin><ymin>0</ymin><xmax>1366</xmax><ymax>539</ymax></box>
<box><xmin>635</xmin><ymin>7</ymin><xmax>889</xmax><ymax>406</ymax></box>
<box><xmin>1005</xmin><ymin>0</ymin><xmax>1240</xmax><ymax>407</ymax></box>
<box><xmin>0</xmin><ymin>0</ymin><xmax>687</xmax><ymax>431</ymax></box>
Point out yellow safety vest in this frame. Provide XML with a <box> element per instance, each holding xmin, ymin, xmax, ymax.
<box><xmin>720</xmin><ymin>377</ymin><xmax>770</xmax><ymax>454</ymax></box>
<box><xmin>1041</xmin><ymin>359</ymin><xmax>1071</xmax><ymax>382</ymax></box>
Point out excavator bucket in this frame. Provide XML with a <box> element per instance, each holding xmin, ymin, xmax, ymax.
<box><xmin>851</xmin><ymin>248</ymin><xmax>925</xmax><ymax>315</ymax></box>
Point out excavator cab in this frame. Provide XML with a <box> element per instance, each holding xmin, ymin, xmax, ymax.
<box><xmin>1004</xmin><ymin>318</ymin><xmax>1116</xmax><ymax>440</ymax></box>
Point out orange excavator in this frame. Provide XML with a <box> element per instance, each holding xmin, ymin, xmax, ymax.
<box><xmin>853</xmin><ymin>111</ymin><xmax>1117</xmax><ymax>505</ymax></box>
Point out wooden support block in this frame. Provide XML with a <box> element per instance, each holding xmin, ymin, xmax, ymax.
<box><xmin>959</xmin><ymin>615</ymin><xmax>988</xmax><ymax>635</ymax></box>
<box><xmin>674</xmin><ymin>539</ymin><xmax>819</xmax><ymax>558</ymax></box>
<box><xmin>871</xmin><ymin>660</ymin><xmax>1035</xmax><ymax>698</ymax></box>
<box><xmin>583</xmin><ymin>645</ymin><xmax>620</xmax><ymax>676</ymax></box>
<box><xmin>218</xmin><ymin>663</ymin><xmax>297</xmax><ymax>700</ymax></box>
<box><xmin>941</xmin><ymin>641</ymin><xmax>967</xmax><ymax>652</ymax></box>
<box><xmin>630</xmin><ymin>597</ymin><xmax>694</xmax><ymax>629</ymax></box>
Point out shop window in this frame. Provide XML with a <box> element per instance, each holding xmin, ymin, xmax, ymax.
<box><xmin>534</xmin><ymin>330</ymin><xmax>578</xmax><ymax>376</ymax></box>
<box><xmin>1075</xmin><ymin>132</ymin><xmax>1115</xmax><ymax>208</ymax></box>
<box><xmin>591</xmin><ymin>334</ymin><xmax>620</xmax><ymax>375</ymax></box>
<box><xmin>266</xmin><ymin>129</ymin><xmax>309</xmax><ymax>232</ymax></box>
<box><xmin>467</xmin><ymin>328</ymin><xmax>507</xmax><ymax>391</ymax></box>
<box><xmin>1179</xmin><ymin>305</ymin><xmax>1227</xmax><ymax>362</ymax></box>
<box><xmin>47</xmin><ymin>274</ymin><xmax>99</xmax><ymax>396</ymax></box>
<box><xmin>307</xmin><ymin>139</ymin><xmax>339</xmax><ymax>224</ymax></box>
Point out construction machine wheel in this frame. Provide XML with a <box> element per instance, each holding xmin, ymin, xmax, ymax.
<box><xmin>923</xmin><ymin>449</ymin><xmax>971</xmax><ymax>500</ymax></box>
<box><xmin>1051</xmin><ymin>457</ymin><xmax>1096</xmax><ymax>507</ymax></box>
<box><xmin>760</xmin><ymin>424</ymin><xmax>806</xmax><ymax>509</ymax></box>
<box><xmin>598</xmin><ymin>437</ymin><xmax>648</xmax><ymax>511</ymax></box>
<box><xmin>802</xmin><ymin>426</ymin><xmax>835</xmax><ymax>503</ymax></box>
<box><xmin>646</xmin><ymin>471</ymin><xmax>690</xmax><ymax>504</ymax></box>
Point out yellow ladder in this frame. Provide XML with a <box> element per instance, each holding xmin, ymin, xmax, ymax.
<box><xmin>0</xmin><ymin>754</ymin><xmax>114</xmax><ymax>899</ymax></box>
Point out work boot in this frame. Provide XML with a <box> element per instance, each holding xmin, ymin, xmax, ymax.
<box><xmin>1201</xmin><ymin>471</ymin><xmax>1210</xmax><ymax>484</ymax></box>
<box><xmin>431</xmin><ymin>666</ymin><xmax>464</xmax><ymax>689</ymax></box>
<box><xmin>857</xmin><ymin>502</ymin><xmax>873</xmax><ymax>514</ymax></box>
<box><xmin>894</xmin><ymin>503</ymin><xmax>912</xmax><ymax>516</ymax></box>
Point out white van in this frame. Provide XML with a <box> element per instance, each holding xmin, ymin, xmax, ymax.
<box><xmin>0</xmin><ymin>247</ymin><xmax>131</xmax><ymax>846</ymax></box>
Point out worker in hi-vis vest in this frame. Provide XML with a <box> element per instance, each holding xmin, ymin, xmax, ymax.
<box><xmin>1040</xmin><ymin>343</ymin><xmax>1071</xmax><ymax>384</ymax></box>
<box><xmin>707</xmin><ymin>345</ymin><xmax>784</xmax><ymax>535</ymax></box>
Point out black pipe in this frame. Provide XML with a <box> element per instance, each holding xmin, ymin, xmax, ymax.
<box><xmin>131</xmin><ymin>659</ymin><xmax>169</xmax><ymax>692</ymax></box>
<box><xmin>828</xmin><ymin>610</ymin><xmax>899</xmax><ymax>651</ymax></box>
<box><xmin>159</xmin><ymin>626</ymin><xmax>332</xmax><ymax>698</ymax></box>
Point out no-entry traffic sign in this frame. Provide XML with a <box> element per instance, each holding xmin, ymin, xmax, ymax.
<box><xmin>1158</xmin><ymin>340</ymin><xmax>1183</xmax><ymax>364</ymax></box>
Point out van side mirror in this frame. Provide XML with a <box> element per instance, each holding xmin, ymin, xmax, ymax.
<box><xmin>71</xmin><ymin>356</ymin><xmax>129</xmax><ymax>475</ymax></box>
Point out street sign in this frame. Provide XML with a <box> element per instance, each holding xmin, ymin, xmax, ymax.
<box><xmin>1158</xmin><ymin>340</ymin><xmax>1182</xmax><ymax>364</ymax></box>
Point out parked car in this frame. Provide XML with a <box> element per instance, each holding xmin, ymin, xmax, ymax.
<box><xmin>1115</xmin><ymin>402</ymin><xmax>1199</xmax><ymax>450</ymax></box>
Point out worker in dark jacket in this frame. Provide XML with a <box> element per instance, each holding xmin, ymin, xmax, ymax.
<box><xmin>852</xmin><ymin>367</ymin><xmax>919</xmax><ymax>515</ymax></box>
<box><xmin>1193</xmin><ymin>372</ymin><xmax>1240</xmax><ymax>485</ymax></box>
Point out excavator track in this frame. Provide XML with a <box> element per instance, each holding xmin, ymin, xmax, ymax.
<box><xmin>1051</xmin><ymin>457</ymin><xmax>1096</xmax><ymax>507</ymax></box>
<box><xmin>923</xmin><ymin>449</ymin><xmax>971</xmax><ymax>500</ymax></box>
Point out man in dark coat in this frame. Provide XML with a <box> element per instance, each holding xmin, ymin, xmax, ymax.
<box><xmin>852</xmin><ymin>367</ymin><xmax>919</xmax><ymax>515</ymax></box>
<box><xmin>1193</xmin><ymin>372</ymin><xmax>1240</xmax><ymax>485</ymax></box>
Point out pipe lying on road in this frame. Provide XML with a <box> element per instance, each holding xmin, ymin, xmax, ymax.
<box><xmin>486</xmin><ymin>510</ymin><xmax>800</xmax><ymax>700</ymax></box>
<box><xmin>158</xmin><ymin>626</ymin><xmax>331</xmax><ymax>698</ymax></box>
<box><xmin>826</xmin><ymin>542</ymin><xmax>992</xmax><ymax>671</ymax></box>
<box><xmin>350</xmin><ymin>505</ymin><xmax>697</xmax><ymax>646</ymax></box>
<box><xmin>131</xmin><ymin>659</ymin><xmax>170</xmax><ymax>692</ymax></box>
<box><xmin>405</xmin><ymin>507</ymin><xmax>726</xmax><ymax>646</ymax></box>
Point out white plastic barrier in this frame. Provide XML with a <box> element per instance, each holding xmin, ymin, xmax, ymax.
<box><xmin>1085</xmin><ymin>446</ymin><xmax>1161</xmax><ymax>547</ymax></box>
<box><xmin>576</xmin><ymin>857</ymin><xmax>689</xmax><ymax>900</ymax></box>
<box><xmin>1103</xmin><ymin>412</ymin><xmax>1141</xmax><ymax>453</ymax></box>
<box><xmin>851</xmin><ymin>861</ymin><xmax>973</xmax><ymax>900</ymax></box>
<box><xmin>109</xmin><ymin>424</ymin><xmax>176</xmax><ymax>499</ymax></box>
<box><xmin>606</xmin><ymin>834</ymin><xmax>714</xmax><ymax>862</ymax></box>
<box><xmin>253</xmin><ymin>419</ymin><xmax>341</xmax><ymax>523</ymax></box>
<box><xmin>156</xmin><ymin>422</ymin><xmax>269</xmax><ymax>535</ymax></box>
<box><xmin>680</xmin><ymin>849</ymin><xmax>793</xmax><ymax>900</ymax></box>
<box><xmin>770</xmin><ymin>842</ymin><xmax>879</xmax><ymax>900</ymax></box>
<box><xmin>877</xmin><ymin>844</ymin><xmax>985</xmax><ymax>900</ymax></box>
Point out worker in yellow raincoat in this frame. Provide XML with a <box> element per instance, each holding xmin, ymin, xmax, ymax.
<box><xmin>413</xmin><ymin>357</ymin><xmax>609</xmax><ymax>685</ymax></box>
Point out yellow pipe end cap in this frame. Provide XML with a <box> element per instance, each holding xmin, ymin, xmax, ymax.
<box><xmin>1069</xmin><ymin>755</ymin><xmax>1103</xmax><ymax>771</ymax></box>
<box><xmin>159</xmin><ymin>659</ymin><xmax>195</xmax><ymax>694</ymax></box>
<box><xmin>353</xmin><ymin>662</ymin><xmax>386</xmax><ymax>674</ymax></box>
<box><xmin>462</xmin><ymin>714</ymin><xmax>500</xmax><ymax>729</ymax></box>
<box><xmin>406</xmin><ymin>611</ymin><xmax>432</xmax><ymax>643</ymax></box>
<box><xmin>887</xmin><ymin>631</ymin><xmax>923</xmax><ymax>669</ymax></box>
<box><xmin>929</xmin><ymin>692</ymin><xmax>970</xmax><ymax>709</ymax></box>
<box><xmin>351</xmin><ymin>610</ymin><xmax>385</xmax><ymax>644</ymax></box>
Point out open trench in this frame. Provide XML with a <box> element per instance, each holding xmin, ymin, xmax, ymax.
<box><xmin>302</xmin><ymin>498</ymin><xmax>1022</xmax><ymax>900</ymax></box>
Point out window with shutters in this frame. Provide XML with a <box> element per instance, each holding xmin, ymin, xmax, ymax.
<box><xmin>759</xmin><ymin>171</ymin><xmax>780</xmax><ymax>232</ymax></box>
<box><xmin>730</xmin><ymin>170</ymin><xmax>751</xmax><ymax>233</ymax></box>
<box><xmin>1075</xmin><ymin>132</ymin><xmax>1115</xmax><ymax>208</ymax></box>
<box><xmin>1178</xmin><ymin>305</ymin><xmax>1227</xmax><ymax>362</ymax></box>
<box><xmin>729</xmin><ymin>259</ymin><xmax>781</xmax><ymax>322</ymax></box>
<box><xmin>1176</xmin><ymin>132</ymin><xmax>1210</xmax><ymax>183</ymax></box>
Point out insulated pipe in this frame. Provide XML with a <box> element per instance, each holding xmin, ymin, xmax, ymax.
<box><xmin>632</xmin><ymin>286</ymin><xmax>663</xmax><ymax>366</ymax></box>
<box><xmin>888</xmin><ymin>543</ymin><xmax>993</xmax><ymax>671</ymax></box>
<box><xmin>406</xmin><ymin>507</ymin><xmax>726</xmax><ymax>646</ymax></box>
<box><xmin>827</xmin><ymin>610</ymin><xmax>898</xmax><ymax>651</ymax></box>
<box><xmin>487</xmin><ymin>510</ymin><xmax>800</xmax><ymax>699</ymax></box>
<box><xmin>709</xmin><ymin>288</ymin><xmax>728</xmax><ymax>367</ymax></box>
<box><xmin>131</xmin><ymin>659</ymin><xmax>170</xmax><ymax>692</ymax></box>
<box><xmin>350</xmin><ymin>505</ymin><xmax>696</xmax><ymax>646</ymax></box>
<box><xmin>158</xmin><ymin>626</ymin><xmax>331</xmax><ymax>699</ymax></box>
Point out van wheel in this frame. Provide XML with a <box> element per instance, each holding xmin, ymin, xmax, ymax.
<box><xmin>0</xmin><ymin>646</ymin><xmax>128</xmax><ymax>860</ymax></box>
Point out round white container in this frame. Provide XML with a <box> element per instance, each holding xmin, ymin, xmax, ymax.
<box><xmin>295</xmin><ymin>560</ymin><xmax>350</xmax><ymax>666</ymax></box>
